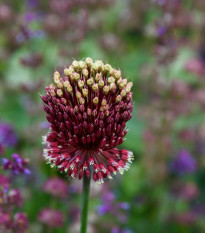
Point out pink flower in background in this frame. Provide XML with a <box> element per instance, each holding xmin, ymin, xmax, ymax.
<box><xmin>42</xmin><ymin>177</ymin><xmax>68</xmax><ymax>199</ymax></box>
<box><xmin>185</xmin><ymin>58</ymin><xmax>205</xmax><ymax>76</ymax></box>
<box><xmin>38</xmin><ymin>208</ymin><xmax>64</xmax><ymax>228</ymax></box>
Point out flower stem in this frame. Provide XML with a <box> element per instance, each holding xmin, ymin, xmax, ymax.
<box><xmin>80</xmin><ymin>172</ymin><xmax>91</xmax><ymax>233</ymax></box>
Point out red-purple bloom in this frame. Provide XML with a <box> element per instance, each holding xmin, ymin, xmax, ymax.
<box><xmin>41</xmin><ymin>58</ymin><xmax>134</xmax><ymax>183</ymax></box>
<box><xmin>42</xmin><ymin>177</ymin><xmax>68</xmax><ymax>199</ymax></box>
<box><xmin>2</xmin><ymin>153</ymin><xmax>31</xmax><ymax>175</ymax></box>
<box><xmin>38</xmin><ymin>208</ymin><xmax>64</xmax><ymax>228</ymax></box>
<box><xmin>171</xmin><ymin>150</ymin><xmax>197</xmax><ymax>174</ymax></box>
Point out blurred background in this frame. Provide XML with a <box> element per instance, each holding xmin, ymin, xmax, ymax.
<box><xmin>0</xmin><ymin>0</ymin><xmax>205</xmax><ymax>232</ymax></box>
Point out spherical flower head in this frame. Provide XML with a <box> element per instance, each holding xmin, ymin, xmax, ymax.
<box><xmin>171</xmin><ymin>150</ymin><xmax>197</xmax><ymax>174</ymax></box>
<box><xmin>41</xmin><ymin>58</ymin><xmax>134</xmax><ymax>184</ymax></box>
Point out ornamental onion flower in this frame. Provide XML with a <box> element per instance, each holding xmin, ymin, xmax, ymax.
<box><xmin>41</xmin><ymin>58</ymin><xmax>134</xmax><ymax>184</ymax></box>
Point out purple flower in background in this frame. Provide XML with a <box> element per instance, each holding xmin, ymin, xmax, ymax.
<box><xmin>192</xmin><ymin>204</ymin><xmax>205</xmax><ymax>216</ymax></box>
<box><xmin>112</xmin><ymin>227</ymin><xmax>133</xmax><ymax>233</ymax></box>
<box><xmin>42</xmin><ymin>177</ymin><xmax>68</xmax><ymax>199</ymax></box>
<box><xmin>97</xmin><ymin>204</ymin><xmax>112</xmax><ymax>215</ymax></box>
<box><xmin>97</xmin><ymin>189</ymin><xmax>129</xmax><ymax>224</ymax></box>
<box><xmin>38</xmin><ymin>208</ymin><xmax>64</xmax><ymax>228</ymax></box>
<box><xmin>171</xmin><ymin>150</ymin><xmax>197</xmax><ymax>174</ymax></box>
<box><xmin>27</xmin><ymin>0</ymin><xmax>38</xmax><ymax>8</ymax></box>
<box><xmin>112</xmin><ymin>227</ymin><xmax>121</xmax><ymax>233</ymax></box>
<box><xmin>157</xmin><ymin>26</ymin><xmax>166</xmax><ymax>37</ymax></box>
<box><xmin>102</xmin><ymin>190</ymin><xmax>115</xmax><ymax>203</ymax></box>
<box><xmin>2</xmin><ymin>153</ymin><xmax>31</xmax><ymax>175</ymax></box>
<box><xmin>151</xmin><ymin>0</ymin><xmax>177</xmax><ymax>5</ymax></box>
<box><xmin>24</xmin><ymin>12</ymin><xmax>37</xmax><ymax>22</ymax></box>
<box><xmin>40</xmin><ymin>121</ymin><xmax>50</xmax><ymax>129</ymax></box>
<box><xmin>0</xmin><ymin>122</ymin><xmax>17</xmax><ymax>147</ymax></box>
<box><xmin>118</xmin><ymin>202</ymin><xmax>130</xmax><ymax>210</ymax></box>
<box><xmin>97</xmin><ymin>190</ymin><xmax>114</xmax><ymax>215</ymax></box>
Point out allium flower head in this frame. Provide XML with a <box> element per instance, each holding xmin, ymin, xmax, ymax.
<box><xmin>41</xmin><ymin>58</ymin><xmax>134</xmax><ymax>183</ymax></box>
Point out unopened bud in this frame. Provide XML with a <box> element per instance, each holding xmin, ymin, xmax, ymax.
<box><xmin>79</xmin><ymin>61</ymin><xmax>85</xmax><ymax>69</ymax></box>
<box><xmin>57</xmin><ymin>89</ymin><xmax>63</xmax><ymax>97</ymax></box>
<box><xmin>114</xmin><ymin>70</ymin><xmax>121</xmax><ymax>80</ymax></box>
<box><xmin>79</xmin><ymin>97</ymin><xmax>85</xmax><ymax>105</ymax></box>
<box><xmin>103</xmin><ymin>85</ymin><xmax>110</xmax><ymax>94</ymax></box>
<box><xmin>108</xmin><ymin>76</ymin><xmax>115</xmax><ymax>84</ymax></box>
<box><xmin>76</xmin><ymin>91</ymin><xmax>81</xmax><ymax>99</ymax></box>
<box><xmin>98</xmin><ymin>79</ymin><xmax>104</xmax><ymax>88</ymax></box>
<box><xmin>72</xmin><ymin>60</ymin><xmax>79</xmax><ymax>70</ymax></box>
<box><xmin>67</xmin><ymin>86</ymin><xmax>73</xmax><ymax>93</ymax></box>
<box><xmin>85</xmin><ymin>57</ymin><xmax>93</xmax><ymax>67</ymax></box>
<box><xmin>82</xmin><ymin>69</ymin><xmax>88</xmax><ymax>78</ymax></box>
<box><xmin>93</xmin><ymin>97</ymin><xmax>99</xmax><ymax>105</ymax></box>
<box><xmin>82</xmin><ymin>88</ymin><xmax>88</xmax><ymax>97</ymax></box>
<box><xmin>95</xmin><ymin>73</ymin><xmax>102</xmax><ymax>82</ymax></box>
<box><xmin>116</xmin><ymin>95</ymin><xmax>122</xmax><ymax>102</ymax></box>
<box><xmin>101</xmin><ymin>99</ymin><xmax>107</xmax><ymax>106</ymax></box>
<box><xmin>92</xmin><ymin>84</ymin><xmax>98</xmax><ymax>92</ymax></box>
<box><xmin>103</xmin><ymin>64</ymin><xmax>112</xmax><ymax>73</ymax></box>
<box><xmin>64</xmin><ymin>68</ymin><xmax>72</xmax><ymax>76</ymax></box>
<box><xmin>78</xmin><ymin>80</ymin><xmax>84</xmax><ymax>89</ymax></box>
<box><xmin>63</xmin><ymin>80</ymin><xmax>70</xmax><ymax>88</ymax></box>
<box><xmin>110</xmin><ymin>83</ymin><xmax>116</xmax><ymax>91</ymax></box>
<box><xmin>87</xmin><ymin>78</ymin><xmax>94</xmax><ymax>86</ymax></box>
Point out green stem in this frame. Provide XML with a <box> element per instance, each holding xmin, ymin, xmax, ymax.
<box><xmin>80</xmin><ymin>172</ymin><xmax>91</xmax><ymax>233</ymax></box>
